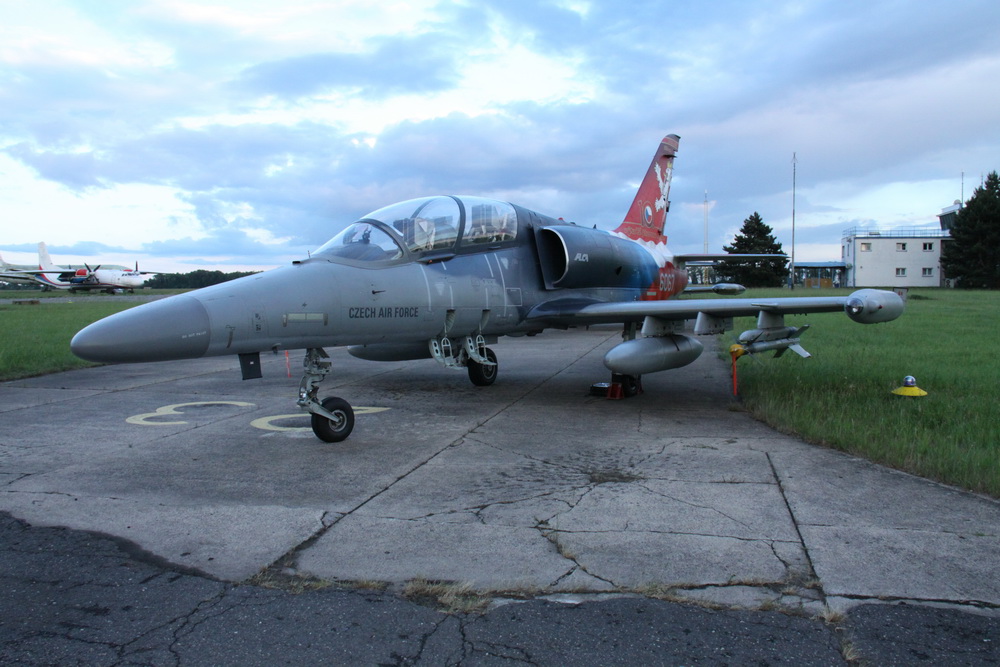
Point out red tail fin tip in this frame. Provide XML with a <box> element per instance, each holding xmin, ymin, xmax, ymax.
<box><xmin>615</xmin><ymin>134</ymin><xmax>680</xmax><ymax>244</ymax></box>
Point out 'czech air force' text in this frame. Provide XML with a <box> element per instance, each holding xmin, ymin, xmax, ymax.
<box><xmin>348</xmin><ymin>306</ymin><xmax>420</xmax><ymax>319</ymax></box>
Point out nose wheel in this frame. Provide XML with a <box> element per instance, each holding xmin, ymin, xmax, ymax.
<box><xmin>298</xmin><ymin>348</ymin><xmax>356</xmax><ymax>442</ymax></box>
<box><xmin>311</xmin><ymin>396</ymin><xmax>355</xmax><ymax>443</ymax></box>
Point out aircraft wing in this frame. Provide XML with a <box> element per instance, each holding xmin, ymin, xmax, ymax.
<box><xmin>526</xmin><ymin>289</ymin><xmax>904</xmax><ymax>328</ymax></box>
<box><xmin>7</xmin><ymin>269</ymin><xmax>70</xmax><ymax>274</ymax></box>
<box><xmin>0</xmin><ymin>269</ymin><xmax>39</xmax><ymax>283</ymax></box>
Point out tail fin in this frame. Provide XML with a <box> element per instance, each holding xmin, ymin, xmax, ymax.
<box><xmin>38</xmin><ymin>242</ymin><xmax>56</xmax><ymax>270</ymax></box>
<box><xmin>614</xmin><ymin>134</ymin><xmax>680</xmax><ymax>244</ymax></box>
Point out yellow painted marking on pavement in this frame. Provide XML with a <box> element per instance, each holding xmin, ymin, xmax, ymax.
<box><xmin>251</xmin><ymin>407</ymin><xmax>390</xmax><ymax>432</ymax></box>
<box><xmin>126</xmin><ymin>401</ymin><xmax>257</xmax><ymax>426</ymax></box>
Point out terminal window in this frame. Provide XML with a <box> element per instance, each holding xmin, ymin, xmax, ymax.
<box><xmin>896</xmin><ymin>268</ymin><xmax>907</xmax><ymax>277</ymax></box>
<box><xmin>896</xmin><ymin>243</ymin><xmax>907</xmax><ymax>252</ymax></box>
<box><xmin>923</xmin><ymin>242</ymin><xmax>934</xmax><ymax>251</ymax></box>
<box><xmin>860</xmin><ymin>242</ymin><xmax>872</xmax><ymax>252</ymax></box>
<box><xmin>922</xmin><ymin>268</ymin><xmax>934</xmax><ymax>277</ymax></box>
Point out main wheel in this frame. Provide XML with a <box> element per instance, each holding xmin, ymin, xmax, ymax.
<box><xmin>467</xmin><ymin>347</ymin><xmax>498</xmax><ymax>386</ymax></box>
<box><xmin>311</xmin><ymin>396</ymin><xmax>355</xmax><ymax>442</ymax></box>
<box><xmin>612</xmin><ymin>373</ymin><xmax>641</xmax><ymax>397</ymax></box>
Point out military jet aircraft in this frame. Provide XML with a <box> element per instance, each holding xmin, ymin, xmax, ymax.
<box><xmin>71</xmin><ymin>134</ymin><xmax>904</xmax><ymax>442</ymax></box>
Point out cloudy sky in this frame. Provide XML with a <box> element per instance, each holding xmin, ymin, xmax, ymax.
<box><xmin>2</xmin><ymin>0</ymin><xmax>999</xmax><ymax>272</ymax></box>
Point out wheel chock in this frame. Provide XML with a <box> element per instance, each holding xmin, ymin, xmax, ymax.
<box><xmin>606</xmin><ymin>382</ymin><xmax>625</xmax><ymax>400</ymax></box>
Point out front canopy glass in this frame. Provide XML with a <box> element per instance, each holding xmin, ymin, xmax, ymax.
<box><xmin>313</xmin><ymin>222</ymin><xmax>404</xmax><ymax>262</ymax></box>
<box><xmin>314</xmin><ymin>196</ymin><xmax>518</xmax><ymax>263</ymax></box>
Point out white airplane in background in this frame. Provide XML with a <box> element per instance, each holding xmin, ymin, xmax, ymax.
<box><xmin>0</xmin><ymin>251</ymin><xmax>41</xmax><ymax>285</ymax></box>
<box><xmin>2</xmin><ymin>242</ymin><xmax>155</xmax><ymax>293</ymax></box>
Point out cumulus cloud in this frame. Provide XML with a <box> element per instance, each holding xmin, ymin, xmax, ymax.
<box><xmin>1</xmin><ymin>0</ymin><xmax>999</xmax><ymax>268</ymax></box>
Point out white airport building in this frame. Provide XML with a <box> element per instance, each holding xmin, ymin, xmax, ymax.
<box><xmin>839</xmin><ymin>203</ymin><xmax>958</xmax><ymax>288</ymax></box>
<box><xmin>841</xmin><ymin>228</ymin><xmax>949</xmax><ymax>287</ymax></box>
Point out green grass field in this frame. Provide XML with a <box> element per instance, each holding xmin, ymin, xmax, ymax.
<box><xmin>2</xmin><ymin>288</ymin><xmax>998</xmax><ymax>496</ymax></box>
<box><xmin>0</xmin><ymin>298</ymin><xmax>137</xmax><ymax>379</ymax></box>
<box><xmin>728</xmin><ymin>288</ymin><xmax>999</xmax><ymax>497</ymax></box>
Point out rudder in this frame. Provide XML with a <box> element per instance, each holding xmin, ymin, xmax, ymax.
<box><xmin>38</xmin><ymin>242</ymin><xmax>57</xmax><ymax>270</ymax></box>
<box><xmin>615</xmin><ymin>134</ymin><xmax>680</xmax><ymax>244</ymax></box>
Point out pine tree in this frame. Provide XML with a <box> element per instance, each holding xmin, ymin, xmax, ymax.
<box><xmin>941</xmin><ymin>171</ymin><xmax>1000</xmax><ymax>289</ymax></box>
<box><xmin>717</xmin><ymin>212</ymin><xmax>789</xmax><ymax>287</ymax></box>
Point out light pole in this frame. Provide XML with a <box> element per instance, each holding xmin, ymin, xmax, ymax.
<box><xmin>791</xmin><ymin>152</ymin><xmax>797</xmax><ymax>290</ymax></box>
<box><xmin>703</xmin><ymin>190</ymin><xmax>709</xmax><ymax>285</ymax></box>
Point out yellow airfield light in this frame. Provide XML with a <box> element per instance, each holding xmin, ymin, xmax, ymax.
<box><xmin>892</xmin><ymin>375</ymin><xmax>928</xmax><ymax>397</ymax></box>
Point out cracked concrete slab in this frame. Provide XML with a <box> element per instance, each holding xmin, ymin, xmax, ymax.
<box><xmin>2</xmin><ymin>327</ymin><xmax>999</xmax><ymax>620</ymax></box>
<box><xmin>805</xmin><ymin>524</ymin><xmax>1000</xmax><ymax>603</ymax></box>
<box><xmin>299</xmin><ymin>516</ymin><xmax>573</xmax><ymax>588</ymax></box>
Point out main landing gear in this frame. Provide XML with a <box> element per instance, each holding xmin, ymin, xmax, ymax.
<box><xmin>430</xmin><ymin>334</ymin><xmax>498</xmax><ymax>387</ymax></box>
<box><xmin>595</xmin><ymin>322</ymin><xmax>642</xmax><ymax>399</ymax></box>
<box><xmin>467</xmin><ymin>346</ymin><xmax>498</xmax><ymax>386</ymax></box>
<box><xmin>611</xmin><ymin>372</ymin><xmax>642</xmax><ymax>398</ymax></box>
<box><xmin>591</xmin><ymin>373</ymin><xmax>642</xmax><ymax>399</ymax></box>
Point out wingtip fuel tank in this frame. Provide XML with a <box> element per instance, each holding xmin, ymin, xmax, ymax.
<box><xmin>844</xmin><ymin>289</ymin><xmax>905</xmax><ymax>324</ymax></box>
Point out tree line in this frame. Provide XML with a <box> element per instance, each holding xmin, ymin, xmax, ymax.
<box><xmin>145</xmin><ymin>269</ymin><xmax>260</xmax><ymax>289</ymax></box>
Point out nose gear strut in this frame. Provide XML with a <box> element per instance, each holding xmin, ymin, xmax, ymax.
<box><xmin>297</xmin><ymin>348</ymin><xmax>355</xmax><ymax>442</ymax></box>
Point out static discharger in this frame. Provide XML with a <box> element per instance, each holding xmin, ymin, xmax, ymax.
<box><xmin>892</xmin><ymin>375</ymin><xmax>928</xmax><ymax>397</ymax></box>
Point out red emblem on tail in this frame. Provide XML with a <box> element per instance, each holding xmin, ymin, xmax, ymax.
<box><xmin>615</xmin><ymin>134</ymin><xmax>679</xmax><ymax>244</ymax></box>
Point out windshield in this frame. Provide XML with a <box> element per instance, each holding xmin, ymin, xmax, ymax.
<box><xmin>314</xmin><ymin>222</ymin><xmax>403</xmax><ymax>262</ymax></box>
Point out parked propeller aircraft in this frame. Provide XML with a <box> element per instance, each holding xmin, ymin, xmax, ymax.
<box><xmin>72</xmin><ymin>134</ymin><xmax>904</xmax><ymax>442</ymax></box>
<box><xmin>9</xmin><ymin>242</ymin><xmax>155</xmax><ymax>293</ymax></box>
<box><xmin>0</xmin><ymin>251</ymin><xmax>40</xmax><ymax>286</ymax></box>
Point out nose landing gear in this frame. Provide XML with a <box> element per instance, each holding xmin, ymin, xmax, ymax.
<box><xmin>298</xmin><ymin>348</ymin><xmax>355</xmax><ymax>442</ymax></box>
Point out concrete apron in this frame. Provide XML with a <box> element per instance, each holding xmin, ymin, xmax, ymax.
<box><xmin>1</xmin><ymin>328</ymin><xmax>997</xmax><ymax>616</ymax></box>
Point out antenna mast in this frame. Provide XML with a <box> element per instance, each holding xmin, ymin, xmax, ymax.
<box><xmin>703</xmin><ymin>191</ymin><xmax>710</xmax><ymax>285</ymax></box>
<box><xmin>703</xmin><ymin>190</ymin><xmax>709</xmax><ymax>253</ymax></box>
<box><xmin>791</xmin><ymin>152</ymin><xmax>797</xmax><ymax>291</ymax></box>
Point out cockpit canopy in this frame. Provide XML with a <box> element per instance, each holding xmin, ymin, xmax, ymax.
<box><xmin>314</xmin><ymin>196</ymin><xmax>518</xmax><ymax>263</ymax></box>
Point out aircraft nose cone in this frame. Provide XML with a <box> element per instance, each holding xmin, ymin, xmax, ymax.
<box><xmin>71</xmin><ymin>295</ymin><xmax>212</xmax><ymax>363</ymax></box>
